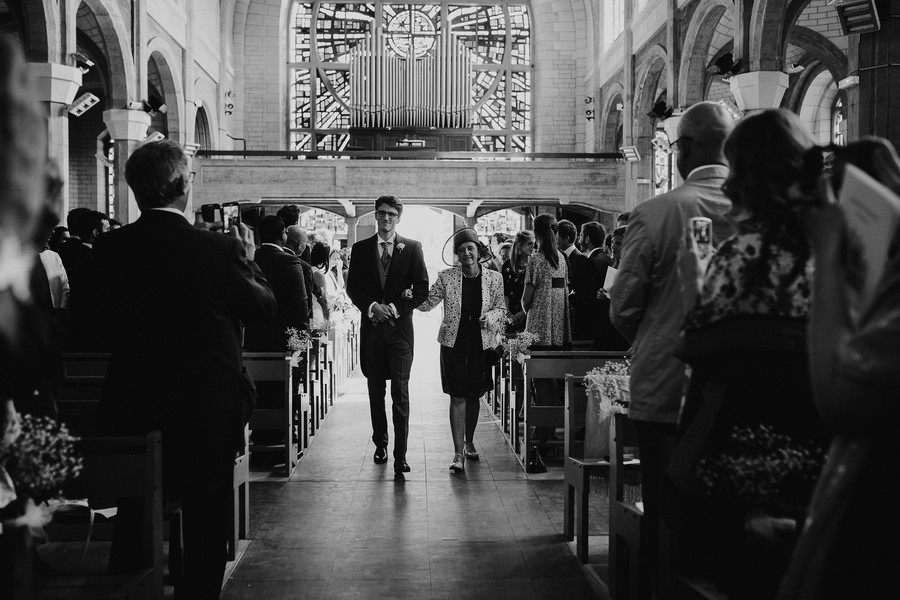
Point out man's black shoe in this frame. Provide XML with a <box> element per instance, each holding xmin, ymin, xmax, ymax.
<box><xmin>374</xmin><ymin>447</ymin><xmax>388</xmax><ymax>464</ymax></box>
<box><xmin>394</xmin><ymin>460</ymin><xmax>411</xmax><ymax>474</ymax></box>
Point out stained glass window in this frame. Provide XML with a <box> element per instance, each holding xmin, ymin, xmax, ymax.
<box><xmin>288</xmin><ymin>1</ymin><xmax>532</xmax><ymax>152</ymax></box>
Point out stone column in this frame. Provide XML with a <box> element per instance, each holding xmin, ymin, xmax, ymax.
<box><xmin>463</xmin><ymin>216</ymin><xmax>478</xmax><ymax>229</ymax></box>
<box><xmin>623</xmin><ymin>0</ymin><xmax>637</xmax><ymax>211</ymax></box>
<box><xmin>663</xmin><ymin>114</ymin><xmax>683</xmax><ymax>187</ymax></box>
<box><xmin>29</xmin><ymin>62</ymin><xmax>82</xmax><ymax>214</ymax></box>
<box><xmin>855</xmin><ymin>0</ymin><xmax>900</xmax><ymax>149</ymax></box>
<box><xmin>103</xmin><ymin>109</ymin><xmax>152</xmax><ymax>224</ymax></box>
<box><xmin>345</xmin><ymin>216</ymin><xmax>359</xmax><ymax>246</ymax></box>
<box><xmin>729</xmin><ymin>71</ymin><xmax>790</xmax><ymax>112</ymax></box>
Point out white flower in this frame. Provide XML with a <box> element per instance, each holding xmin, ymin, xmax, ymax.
<box><xmin>396</xmin><ymin>242</ymin><xmax>405</xmax><ymax>252</ymax></box>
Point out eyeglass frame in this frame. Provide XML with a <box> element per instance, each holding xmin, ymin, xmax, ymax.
<box><xmin>375</xmin><ymin>209</ymin><xmax>400</xmax><ymax>220</ymax></box>
<box><xmin>669</xmin><ymin>136</ymin><xmax>692</xmax><ymax>151</ymax></box>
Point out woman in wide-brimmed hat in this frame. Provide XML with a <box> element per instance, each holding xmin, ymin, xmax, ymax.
<box><xmin>413</xmin><ymin>228</ymin><xmax>506</xmax><ymax>472</ymax></box>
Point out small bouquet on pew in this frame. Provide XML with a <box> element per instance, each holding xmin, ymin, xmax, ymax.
<box><xmin>309</xmin><ymin>317</ymin><xmax>331</xmax><ymax>340</ymax></box>
<box><xmin>585</xmin><ymin>360</ymin><xmax>631</xmax><ymax>422</ymax></box>
<box><xmin>0</xmin><ymin>413</ymin><xmax>82</xmax><ymax>535</ymax></box>
<box><xmin>287</xmin><ymin>327</ymin><xmax>311</xmax><ymax>367</ymax></box>
<box><xmin>500</xmin><ymin>330</ymin><xmax>539</xmax><ymax>364</ymax></box>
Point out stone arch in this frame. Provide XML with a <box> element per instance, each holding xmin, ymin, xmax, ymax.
<box><xmin>679</xmin><ymin>0</ymin><xmax>731</xmax><ymax>107</ymax></box>
<box><xmin>633</xmin><ymin>44</ymin><xmax>668</xmax><ymax>171</ymax></box>
<box><xmin>797</xmin><ymin>67</ymin><xmax>837</xmax><ymax>143</ymax></box>
<box><xmin>2</xmin><ymin>0</ymin><xmax>56</xmax><ymax>61</ymax></box>
<box><xmin>786</xmin><ymin>26</ymin><xmax>848</xmax><ymax>82</ymax></box>
<box><xmin>600</xmin><ymin>82</ymin><xmax>625</xmax><ymax>153</ymax></box>
<box><xmin>748</xmin><ymin>0</ymin><xmax>790</xmax><ymax>71</ymax></box>
<box><xmin>146</xmin><ymin>41</ymin><xmax>183</xmax><ymax>143</ymax></box>
<box><xmin>193</xmin><ymin>76</ymin><xmax>220</xmax><ymax>149</ymax></box>
<box><xmin>76</xmin><ymin>0</ymin><xmax>134</xmax><ymax>108</ymax></box>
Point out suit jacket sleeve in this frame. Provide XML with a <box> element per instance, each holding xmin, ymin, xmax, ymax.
<box><xmin>286</xmin><ymin>258</ymin><xmax>309</xmax><ymax>331</ymax></box>
<box><xmin>609</xmin><ymin>209</ymin><xmax>652</xmax><ymax>343</ymax></box>
<box><xmin>226</xmin><ymin>239</ymin><xmax>277</xmax><ymax>324</ymax></box>
<box><xmin>483</xmin><ymin>272</ymin><xmax>508</xmax><ymax>336</ymax></box>
<box><xmin>346</xmin><ymin>241</ymin><xmax>375</xmax><ymax>314</ymax></box>
<box><xmin>395</xmin><ymin>241</ymin><xmax>429</xmax><ymax>317</ymax></box>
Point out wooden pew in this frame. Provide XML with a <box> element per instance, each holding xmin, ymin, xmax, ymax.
<box><xmin>26</xmin><ymin>432</ymin><xmax>166</xmax><ymax>600</ymax></box>
<box><xmin>518</xmin><ymin>351</ymin><xmax>628</xmax><ymax>471</ymax></box>
<box><xmin>243</xmin><ymin>353</ymin><xmax>297</xmax><ymax>477</ymax></box>
<box><xmin>609</xmin><ymin>413</ymin><xmax>645</xmax><ymax>600</ymax></box>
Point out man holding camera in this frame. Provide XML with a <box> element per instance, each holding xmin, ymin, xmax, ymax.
<box><xmin>609</xmin><ymin>101</ymin><xmax>734</xmax><ymax>598</ymax></box>
<box><xmin>93</xmin><ymin>140</ymin><xmax>275</xmax><ymax>599</ymax></box>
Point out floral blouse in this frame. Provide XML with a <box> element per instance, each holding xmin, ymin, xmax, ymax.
<box><xmin>525</xmin><ymin>251</ymin><xmax>571</xmax><ymax>347</ymax></box>
<box><xmin>684</xmin><ymin>222</ymin><xmax>814</xmax><ymax>333</ymax></box>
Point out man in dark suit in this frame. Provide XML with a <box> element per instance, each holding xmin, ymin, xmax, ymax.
<box><xmin>346</xmin><ymin>195</ymin><xmax>428</xmax><ymax>474</ymax></box>
<box><xmin>58</xmin><ymin>207</ymin><xmax>109</xmax><ymax>348</ymax></box>
<box><xmin>285</xmin><ymin>224</ymin><xmax>324</xmax><ymax>322</ymax></box>
<box><xmin>244</xmin><ymin>215</ymin><xmax>309</xmax><ymax>350</ymax></box>
<box><xmin>570</xmin><ymin>221</ymin><xmax>628</xmax><ymax>350</ymax></box>
<box><xmin>557</xmin><ymin>219</ymin><xmax>582</xmax><ymax>289</ymax></box>
<box><xmin>93</xmin><ymin>140</ymin><xmax>275</xmax><ymax>600</ymax></box>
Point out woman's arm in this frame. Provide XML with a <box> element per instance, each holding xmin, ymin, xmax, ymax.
<box><xmin>482</xmin><ymin>275</ymin><xmax>508</xmax><ymax>332</ymax></box>
<box><xmin>311</xmin><ymin>270</ymin><xmax>330</xmax><ymax>319</ymax></box>
<box><xmin>415</xmin><ymin>271</ymin><xmax>446</xmax><ymax>312</ymax></box>
<box><xmin>521</xmin><ymin>282</ymin><xmax>535</xmax><ymax>313</ymax></box>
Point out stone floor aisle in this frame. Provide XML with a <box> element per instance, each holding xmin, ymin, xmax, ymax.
<box><xmin>221</xmin><ymin>311</ymin><xmax>602</xmax><ymax>600</ymax></box>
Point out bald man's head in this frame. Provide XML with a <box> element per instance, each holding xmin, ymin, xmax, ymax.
<box><xmin>285</xmin><ymin>225</ymin><xmax>308</xmax><ymax>254</ymax></box>
<box><xmin>675</xmin><ymin>101</ymin><xmax>734</xmax><ymax>178</ymax></box>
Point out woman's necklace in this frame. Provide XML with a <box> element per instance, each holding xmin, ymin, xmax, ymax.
<box><xmin>462</xmin><ymin>266</ymin><xmax>481</xmax><ymax>279</ymax></box>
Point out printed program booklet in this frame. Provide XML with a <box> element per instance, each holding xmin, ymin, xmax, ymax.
<box><xmin>838</xmin><ymin>163</ymin><xmax>900</xmax><ymax>320</ymax></box>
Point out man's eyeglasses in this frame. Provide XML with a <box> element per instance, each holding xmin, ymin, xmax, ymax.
<box><xmin>670</xmin><ymin>137</ymin><xmax>691</xmax><ymax>151</ymax></box>
<box><xmin>376</xmin><ymin>210</ymin><xmax>399</xmax><ymax>220</ymax></box>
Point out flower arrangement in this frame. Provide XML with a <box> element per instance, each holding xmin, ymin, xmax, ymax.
<box><xmin>0</xmin><ymin>414</ymin><xmax>83</xmax><ymax>503</ymax></box>
<box><xmin>309</xmin><ymin>317</ymin><xmax>331</xmax><ymax>339</ymax></box>
<box><xmin>500</xmin><ymin>330</ymin><xmax>540</xmax><ymax>364</ymax></box>
<box><xmin>695</xmin><ymin>424</ymin><xmax>825</xmax><ymax>508</ymax></box>
<box><xmin>286</xmin><ymin>327</ymin><xmax>311</xmax><ymax>367</ymax></box>
<box><xmin>585</xmin><ymin>360</ymin><xmax>630</xmax><ymax>422</ymax></box>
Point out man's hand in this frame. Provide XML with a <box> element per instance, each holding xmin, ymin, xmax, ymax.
<box><xmin>233</xmin><ymin>223</ymin><xmax>256</xmax><ymax>260</ymax></box>
<box><xmin>370</xmin><ymin>303</ymin><xmax>393</xmax><ymax>323</ymax></box>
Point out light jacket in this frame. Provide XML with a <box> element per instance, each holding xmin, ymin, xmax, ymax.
<box><xmin>417</xmin><ymin>266</ymin><xmax>506</xmax><ymax>350</ymax></box>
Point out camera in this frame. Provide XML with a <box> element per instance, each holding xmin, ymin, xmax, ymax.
<box><xmin>689</xmin><ymin>217</ymin><xmax>712</xmax><ymax>260</ymax></box>
<box><xmin>222</xmin><ymin>202</ymin><xmax>241</xmax><ymax>234</ymax></box>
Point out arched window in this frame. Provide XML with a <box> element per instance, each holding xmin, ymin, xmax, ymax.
<box><xmin>652</xmin><ymin>127</ymin><xmax>673</xmax><ymax>196</ymax></box>
<box><xmin>287</xmin><ymin>1</ymin><xmax>532</xmax><ymax>152</ymax></box>
<box><xmin>832</xmin><ymin>96</ymin><xmax>845</xmax><ymax>146</ymax></box>
<box><xmin>194</xmin><ymin>107</ymin><xmax>212</xmax><ymax>150</ymax></box>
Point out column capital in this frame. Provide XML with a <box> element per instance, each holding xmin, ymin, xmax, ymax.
<box><xmin>662</xmin><ymin>113</ymin><xmax>683</xmax><ymax>143</ymax></box>
<box><xmin>103</xmin><ymin>109</ymin><xmax>152</xmax><ymax>142</ymax></box>
<box><xmin>28</xmin><ymin>62</ymin><xmax>82</xmax><ymax>105</ymax></box>
<box><xmin>729</xmin><ymin>71</ymin><xmax>790</xmax><ymax>112</ymax></box>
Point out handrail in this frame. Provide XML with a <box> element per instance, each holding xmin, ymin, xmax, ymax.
<box><xmin>195</xmin><ymin>149</ymin><xmax>625</xmax><ymax>161</ymax></box>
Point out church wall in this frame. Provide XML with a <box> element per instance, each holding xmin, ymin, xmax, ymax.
<box><xmin>239</xmin><ymin>0</ymin><xmax>284</xmax><ymax>149</ymax></box>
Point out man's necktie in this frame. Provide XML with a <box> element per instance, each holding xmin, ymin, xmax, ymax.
<box><xmin>380</xmin><ymin>241</ymin><xmax>391</xmax><ymax>271</ymax></box>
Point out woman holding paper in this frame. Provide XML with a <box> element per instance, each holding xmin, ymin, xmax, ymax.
<box><xmin>778</xmin><ymin>137</ymin><xmax>900</xmax><ymax>600</ymax></box>
<box><xmin>661</xmin><ymin>109</ymin><xmax>830</xmax><ymax>600</ymax></box>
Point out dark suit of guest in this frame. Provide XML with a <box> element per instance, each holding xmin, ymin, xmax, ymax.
<box><xmin>244</xmin><ymin>243</ymin><xmax>309</xmax><ymax>350</ymax></box>
<box><xmin>93</xmin><ymin>210</ymin><xmax>275</xmax><ymax>599</ymax></box>
<box><xmin>346</xmin><ymin>234</ymin><xmax>428</xmax><ymax>463</ymax></box>
<box><xmin>570</xmin><ymin>249</ymin><xmax>629</xmax><ymax>350</ymax></box>
<box><xmin>57</xmin><ymin>237</ymin><xmax>99</xmax><ymax>348</ymax></box>
<box><xmin>284</xmin><ymin>246</ymin><xmax>318</xmax><ymax>322</ymax></box>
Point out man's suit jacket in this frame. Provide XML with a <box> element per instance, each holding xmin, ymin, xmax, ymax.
<box><xmin>93</xmin><ymin>210</ymin><xmax>276</xmax><ymax>454</ymax></box>
<box><xmin>569</xmin><ymin>249</ymin><xmax>611</xmax><ymax>336</ymax></box>
<box><xmin>244</xmin><ymin>244</ymin><xmax>309</xmax><ymax>351</ymax></box>
<box><xmin>610</xmin><ymin>165</ymin><xmax>732</xmax><ymax>424</ymax></box>
<box><xmin>345</xmin><ymin>234</ymin><xmax>428</xmax><ymax>378</ymax></box>
<box><xmin>57</xmin><ymin>237</ymin><xmax>99</xmax><ymax>348</ymax></box>
<box><xmin>284</xmin><ymin>246</ymin><xmax>319</xmax><ymax>320</ymax></box>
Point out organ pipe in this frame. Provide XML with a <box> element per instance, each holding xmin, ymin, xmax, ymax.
<box><xmin>350</xmin><ymin>29</ymin><xmax>471</xmax><ymax>129</ymax></box>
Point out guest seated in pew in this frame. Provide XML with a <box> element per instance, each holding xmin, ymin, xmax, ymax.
<box><xmin>662</xmin><ymin>109</ymin><xmax>830</xmax><ymax>600</ymax></box>
<box><xmin>92</xmin><ymin>139</ymin><xmax>275</xmax><ymax>600</ymax></box>
<box><xmin>413</xmin><ymin>228</ymin><xmax>506</xmax><ymax>472</ymax></box>
<box><xmin>609</xmin><ymin>101</ymin><xmax>735</xmax><ymax>599</ymax></box>
<box><xmin>777</xmin><ymin>137</ymin><xmax>900</xmax><ymax>600</ymax></box>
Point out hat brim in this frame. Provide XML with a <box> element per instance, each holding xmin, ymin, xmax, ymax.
<box><xmin>441</xmin><ymin>228</ymin><xmax>494</xmax><ymax>266</ymax></box>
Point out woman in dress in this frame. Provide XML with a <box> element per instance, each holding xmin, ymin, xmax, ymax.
<box><xmin>309</xmin><ymin>242</ymin><xmax>338</xmax><ymax>322</ymax></box>
<box><xmin>778</xmin><ymin>137</ymin><xmax>900</xmax><ymax>600</ymax></box>
<box><xmin>415</xmin><ymin>229</ymin><xmax>506</xmax><ymax>472</ymax></box>
<box><xmin>662</xmin><ymin>109</ymin><xmax>829</xmax><ymax>599</ymax></box>
<box><xmin>522</xmin><ymin>214</ymin><xmax>571</xmax><ymax>349</ymax></box>
<box><xmin>500</xmin><ymin>230</ymin><xmax>534</xmax><ymax>334</ymax></box>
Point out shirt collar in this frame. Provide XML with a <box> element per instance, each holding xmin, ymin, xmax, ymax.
<box><xmin>377</xmin><ymin>232</ymin><xmax>397</xmax><ymax>245</ymax></box>
<box><xmin>686</xmin><ymin>164</ymin><xmax>727</xmax><ymax>181</ymax></box>
<box><xmin>562</xmin><ymin>245</ymin><xmax>576</xmax><ymax>257</ymax></box>
<box><xmin>261</xmin><ymin>243</ymin><xmax>285</xmax><ymax>251</ymax></box>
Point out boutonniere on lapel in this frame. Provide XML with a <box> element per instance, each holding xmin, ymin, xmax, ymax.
<box><xmin>395</xmin><ymin>242</ymin><xmax>405</xmax><ymax>253</ymax></box>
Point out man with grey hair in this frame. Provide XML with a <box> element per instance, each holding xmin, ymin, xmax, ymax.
<box><xmin>609</xmin><ymin>101</ymin><xmax>735</xmax><ymax>597</ymax></box>
<box><xmin>285</xmin><ymin>224</ymin><xmax>322</xmax><ymax>322</ymax></box>
<box><xmin>93</xmin><ymin>139</ymin><xmax>275</xmax><ymax>599</ymax></box>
